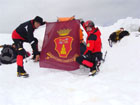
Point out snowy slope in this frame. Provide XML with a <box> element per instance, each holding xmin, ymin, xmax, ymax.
<box><xmin>0</xmin><ymin>17</ymin><xmax>140</xmax><ymax>105</ymax></box>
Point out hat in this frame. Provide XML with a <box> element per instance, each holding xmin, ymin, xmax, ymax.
<box><xmin>34</xmin><ymin>16</ymin><xmax>43</xmax><ymax>25</ymax></box>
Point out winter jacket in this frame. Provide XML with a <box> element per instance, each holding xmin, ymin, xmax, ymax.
<box><xmin>84</xmin><ymin>27</ymin><xmax>101</xmax><ymax>55</ymax></box>
<box><xmin>12</xmin><ymin>20</ymin><xmax>36</xmax><ymax>43</ymax></box>
<box><xmin>12</xmin><ymin>20</ymin><xmax>44</xmax><ymax>55</ymax></box>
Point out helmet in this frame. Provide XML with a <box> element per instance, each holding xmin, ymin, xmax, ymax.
<box><xmin>84</xmin><ymin>20</ymin><xmax>95</xmax><ymax>27</ymax></box>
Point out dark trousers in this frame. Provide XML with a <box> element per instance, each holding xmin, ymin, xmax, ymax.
<box><xmin>80</xmin><ymin>42</ymin><xmax>86</xmax><ymax>55</ymax></box>
<box><xmin>76</xmin><ymin>52</ymin><xmax>102</xmax><ymax>71</ymax></box>
<box><xmin>13</xmin><ymin>39</ymin><xmax>26</xmax><ymax>73</ymax></box>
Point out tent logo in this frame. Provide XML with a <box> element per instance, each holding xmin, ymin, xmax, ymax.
<box><xmin>54</xmin><ymin>29</ymin><xmax>73</xmax><ymax>58</ymax></box>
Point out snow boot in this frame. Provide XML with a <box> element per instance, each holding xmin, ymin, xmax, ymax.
<box><xmin>17</xmin><ymin>72</ymin><xmax>29</xmax><ymax>78</ymax></box>
<box><xmin>17</xmin><ymin>66</ymin><xmax>29</xmax><ymax>78</ymax></box>
<box><xmin>89</xmin><ymin>69</ymin><xmax>97</xmax><ymax>76</ymax></box>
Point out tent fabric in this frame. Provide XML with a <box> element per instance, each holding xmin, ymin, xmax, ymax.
<box><xmin>57</xmin><ymin>16</ymin><xmax>75</xmax><ymax>22</ymax></box>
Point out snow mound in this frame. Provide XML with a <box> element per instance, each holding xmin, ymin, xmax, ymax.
<box><xmin>109</xmin><ymin>17</ymin><xmax>140</xmax><ymax>32</ymax></box>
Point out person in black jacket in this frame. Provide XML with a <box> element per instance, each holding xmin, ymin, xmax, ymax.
<box><xmin>12</xmin><ymin>16</ymin><xmax>45</xmax><ymax>77</ymax></box>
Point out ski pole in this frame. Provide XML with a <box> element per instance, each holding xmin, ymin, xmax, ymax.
<box><xmin>102</xmin><ymin>51</ymin><xmax>107</xmax><ymax>63</ymax></box>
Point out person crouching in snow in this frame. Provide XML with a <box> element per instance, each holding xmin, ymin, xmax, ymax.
<box><xmin>76</xmin><ymin>20</ymin><xmax>102</xmax><ymax>76</ymax></box>
<box><xmin>12</xmin><ymin>16</ymin><xmax>46</xmax><ymax>77</ymax></box>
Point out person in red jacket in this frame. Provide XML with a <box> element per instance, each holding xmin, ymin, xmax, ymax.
<box><xmin>76</xmin><ymin>20</ymin><xmax>102</xmax><ymax>76</ymax></box>
<box><xmin>12</xmin><ymin>16</ymin><xmax>45</xmax><ymax>77</ymax></box>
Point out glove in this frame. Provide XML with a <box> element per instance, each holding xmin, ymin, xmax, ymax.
<box><xmin>34</xmin><ymin>54</ymin><xmax>40</xmax><ymax>62</ymax></box>
<box><xmin>82</xmin><ymin>54</ymin><xmax>88</xmax><ymax>58</ymax></box>
<box><xmin>82</xmin><ymin>51</ymin><xmax>92</xmax><ymax>59</ymax></box>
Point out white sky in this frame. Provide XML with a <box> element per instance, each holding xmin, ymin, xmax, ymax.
<box><xmin>0</xmin><ymin>0</ymin><xmax>139</xmax><ymax>33</ymax></box>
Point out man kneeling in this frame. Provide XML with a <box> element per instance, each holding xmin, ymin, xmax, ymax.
<box><xmin>76</xmin><ymin>20</ymin><xmax>102</xmax><ymax>76</ymax></box>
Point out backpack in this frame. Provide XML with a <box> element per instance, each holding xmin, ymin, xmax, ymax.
<box><xmin>0</xmin><ymin>45</ymin><xmax>17</xmax><ymax>64</ymax></box>
<box><xmin>119</xmin><ymin>31</ymin><xmax>129</xmax><ymax>40</ymax></box>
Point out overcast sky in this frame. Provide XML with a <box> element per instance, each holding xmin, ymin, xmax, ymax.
<box><xmin>0</xmin><ymin>0</ymin><xmax>139</xmax><ymax>33</ymax></box>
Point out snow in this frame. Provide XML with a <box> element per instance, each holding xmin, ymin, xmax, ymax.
<box><xmin>0</xmin><ymin>17</ymin><xmax>140</xmax><ymax>105</ymax></box>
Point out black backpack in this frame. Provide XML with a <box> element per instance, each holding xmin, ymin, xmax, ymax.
<box><xmin>0</xmin><ymin>45</ymin><xmax>17</xmax><ymax>64</ymax></box>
